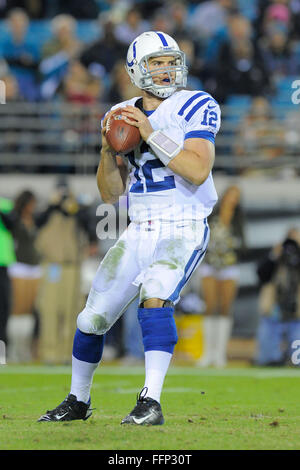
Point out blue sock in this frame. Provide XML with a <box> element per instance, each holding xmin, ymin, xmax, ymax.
<box><xmin>138</xmin><ymin>307</ymin><xmax>178</xmax><ymax>354</ymax></box>
<box><xmin>138</xmin><ymin>307</ymin><xmax>178</xmax><ymax>403</ymax></box>
<box><xmin>72</xmin><ymin>328</ymin><xmax>105</xmax><ymax>363</ymax></box>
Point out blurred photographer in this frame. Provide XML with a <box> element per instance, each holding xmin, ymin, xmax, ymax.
<box><xmin>255</xmin><ymin>228</ymin><xmax>300</xmax><ymax>366</ymax></box>
<box><xmin>35</xmin><ymin>178</ymin><xmax>97</xmax><ymax>363</ymax></box>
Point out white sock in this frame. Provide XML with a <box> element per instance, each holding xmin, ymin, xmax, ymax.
<box><xmin>143</xmin><ymin>350</ymin><xmax>172</xmax><ymax>403</ymax></box>
<box><xmin>70</xmin><ymin>355</ymin><xmax>99</xmax><ymax>403</ymax></box>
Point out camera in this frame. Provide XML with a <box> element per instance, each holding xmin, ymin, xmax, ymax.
<box><xmin>280</xmin><ymin>238</ymin><xmax>300</xmax><ymax>268</ymax></box>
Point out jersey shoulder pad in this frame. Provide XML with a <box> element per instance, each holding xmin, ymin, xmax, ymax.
<box><xmin>175</xmin><ymin>89</ymin><xmax>219</xmax><ymax>121</ymax></box>
<box><xmin>177</xmin><ymin>90</ymin><xmax>221</xmax><ymax>139</ymax></box>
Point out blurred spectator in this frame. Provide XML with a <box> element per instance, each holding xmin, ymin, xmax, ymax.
<box><xmin>197</xmin><ymin>185</ymin><xmax>245</xmax><ymax>367</ymax></box>
<box><xmin>213</xmin><ymin>15</ymin><xmax>270</xmax><ymax>102</ymax></box>
<box><xmin>80</xmin><ymin>19</ymin><xmax>127</xmax><ymax>76</ymax></box>
<box><xmin>42</xmin><ymin>14</ymin><xmax>81</xmax><ymax>59</ymax></box>
<box><xmin>216</xmin><ymin>40</ymin><xmax>269</xmax><ymax>102</ymax></box>
<box><xmin>57</xmin><ymin>60</ymin><xmax>103</xmax><ymax>166</ymax></box>
<box><xmin>0</xmin><ymin>197</ymin><xmax>15</xmax><ymax>346</ymax></box>
<box><xmin>61</xmin><ymin>59</ymin><xmax>103</xmax><ymax>104</ymax></box>
<box><xmin>262</xmin><ymin>1</ymin><xmax>292</xmax><ymax>38</ymax></box>
<box><xmin>39</xmin><ymin>14</ymin><xmax>82</xmax><ymax>100</ymax></box>
<box><xmin>255</xmin><ymin>227</ymin><xmax>300</xmax><ymax>366</ymax></box>
<box><xmin>1</xmin><ymin>8</ymin><xmax>40</xmax><ymax>100</ymax></box>
<box><xmin>189</xmin><ymin>0</ymin><xmax>236</xmax><ymax>41</ymax></box>
<box><xmin>167</xmin><ymin>0</ymin><xmax>192</xmax><ymax>39</ymax></box>
<box><xmin>227</xmin><ymin>12</ymin><xmax>253</xmax><ymax>43</ymax></box>
<box><xmin>107</xmin><ymin>59</ymin><xmax>139</xmax><ymax>103</ymax></box>
<box><xmin>258</xmin><ymin>29</ymin><xmax>300</xmax><ymax>79</ymax></box>
<box><xmin>6</xmin><ymin>190</ymin><xmax>41</xmax><ymax>363</ymax></box>
<box><xmin>204</xmin><ymin>12</ymin><xmax>252</xmax><ymax>71</ymax></box>
<box><xmin>150</xmin><ymin>7</ymin><xmax>174</xmax><ymax>36</ymax></box>
<box><xmin>234</xmin><ymin>96</ymin><xmax>285</xmax><ymax>165</ymax></box>
<box><xmin>35</xmin><ymin>178</ymin><xmax>97</xmax><ymax>363</ymax></box>
<box><xmin>114</xmin><ymin>6</ymin><xmax>149</xmax><ymax>45</ymax></box>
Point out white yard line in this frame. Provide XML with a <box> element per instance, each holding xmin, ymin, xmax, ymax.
<box><xmin>0</xmin><ymin>364</ymin><xmax>299</xmax><ymax>378</ymax></box>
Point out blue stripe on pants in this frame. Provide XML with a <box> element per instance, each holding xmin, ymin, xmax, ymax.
<box><xmin>168</xmin><ymin>219</ymin><xmax>209</xmax><ymax>303</ymax></box>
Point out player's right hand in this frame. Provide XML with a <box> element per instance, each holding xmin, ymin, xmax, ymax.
<box><xmin>101</xmin><ymin>110</ymin><xmax>118</xmax><ymax>155</ymax></box>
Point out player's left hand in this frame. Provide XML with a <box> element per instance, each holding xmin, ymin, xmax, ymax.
<box><xmin>121</xmin><ymin>106</ymin><xmax>154</xmax><ymax>142</ymax></box>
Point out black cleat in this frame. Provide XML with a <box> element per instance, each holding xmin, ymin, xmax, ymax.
<box><xmin>38</xmin><ymin>393</ymin><xmax>92</xmax><ymax>422</ymax></box>
<box><xmin>121</xmin><ymin>387</ymin><xmax>164</xmax><ymax>425</ymax></box>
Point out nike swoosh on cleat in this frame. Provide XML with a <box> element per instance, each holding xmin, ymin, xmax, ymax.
<box><xmin>132</xmin><ymin>413</ymin><xmax>154</xmax><ymax>424</ymax></box>
<box><xmin>55</xmin><ymin>412</ymin><xmax>69</xmax><ymax>421</ymax></box>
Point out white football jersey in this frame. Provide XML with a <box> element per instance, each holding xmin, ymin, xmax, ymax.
<box><xmin>105</xmin><ymin>89</ymin><xmax>221</xmax><ymax>222</ymax></box>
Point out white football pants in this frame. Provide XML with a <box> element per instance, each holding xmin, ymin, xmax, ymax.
<box><xmin>77</xmin><ymin>218</ymin><xmax>210</xmax><ymax>335</ymax></box>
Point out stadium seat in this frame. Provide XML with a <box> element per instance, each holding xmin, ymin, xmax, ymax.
<box><xmin>226</xmin><ymin>94</ymin><xmax>252</xmax><ymax>107</ymax></box>
<box><xmin>0</xmin><ymin>19</ymin><xmax>101</xmax><ymax>51</ymax></box>
<box><xmin>225</xmin><ymin>94</ymin><xmax>252</xmax><ymax>122</ymax></box>
<box><xmin>76</xmin><ymin>20</ymin><xmax>101</xmax><ymax>43</ymax></box>
<box><xmin>271</xmin><ymin>76</ymin><xmax>299</xmax><ymax>116</ymax></box>
<box><xmin>28</xmin><ymin>20</ymin><xmax>52</xmax><ymax>45</ymax></box>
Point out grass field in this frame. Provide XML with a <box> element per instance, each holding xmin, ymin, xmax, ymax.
<box><xmin>0</xmin><ymin>364</ymin><xmax>299</xmax><ymax>451</ymax></box>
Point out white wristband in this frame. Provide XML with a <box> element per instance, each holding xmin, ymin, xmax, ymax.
<box><xmin>146</xmin><ymin>130</ymin><xmax>182</xmax><ymax>166</ymax></box>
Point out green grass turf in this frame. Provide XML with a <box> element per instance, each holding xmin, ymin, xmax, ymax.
<box><xmin>0</xmin><ymin>364</ymin><xmax>299</xmax><ymax>450</ymax></box>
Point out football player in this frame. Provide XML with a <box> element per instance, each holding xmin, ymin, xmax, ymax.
<box><xmin>38</xmin><ymin>31</ymin><xmax>221</xmax><ymax>425</ymax></box>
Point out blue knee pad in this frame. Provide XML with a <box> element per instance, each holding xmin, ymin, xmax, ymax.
<box><xmin>138</xmin><ymin>307</ymin><xmax>178</xmax><ymax>354</ymax></box>
<box><xmin>72</xmin><ymin>328</ymin><xmax>105</xmax><ymax>364</ymax></box>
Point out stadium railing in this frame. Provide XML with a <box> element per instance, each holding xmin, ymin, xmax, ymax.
<box><xmin>0</xmin><ymin>102</ymin><xmax>299</xmax><ymax>173</ymax></box>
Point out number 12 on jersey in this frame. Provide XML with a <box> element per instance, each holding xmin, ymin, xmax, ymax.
<box><xmin>201</xmin><ymin>109</ymin><xmax>217</xmax><ymax>128</ymax></box>
<box><xmin>127</xmin><ymin>143</ymin><xmax>176</xmax><ymax>193</ymax></box>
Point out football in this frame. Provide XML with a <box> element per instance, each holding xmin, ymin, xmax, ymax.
<box><xmin>105</xmin><ymin>108</ymin><xmax>141</xmax><ymax>154</ymax></box>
